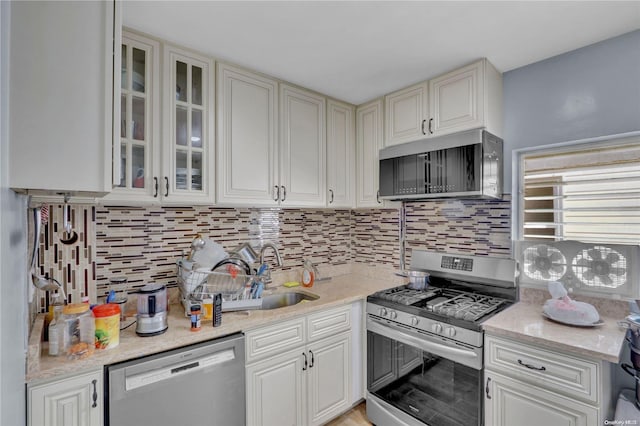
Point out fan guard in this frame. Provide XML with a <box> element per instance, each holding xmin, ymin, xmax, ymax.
<box><xmin>523</xmin><ymin>244</ymin><xmax>567</xmax><ymax>281</ymax></box>
<box><xmin>571</xmin><ymin>246</ymin><xmax>627</xmax><ymax>288</ymax></box>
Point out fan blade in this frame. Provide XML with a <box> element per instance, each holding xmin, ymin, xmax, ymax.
<box><xmin>550</xmin><ymin>265</ymin><xmax>565</xmax><ymax>274</ymax></box>
<box><xmin>574</xmin><ymin>258</ymin><xmax>590</xmax><ymax>268</ymax></box>
<box><xmin>610</xmin><ymin>267</ymin><xmax>627</xmax><ymax>276</ymax></box>
<box><xmin>587</xmin><ymin>249</ymin><xmax>602</xmax><ymax>260</ymax></box>
<box><xmin>583</xmin><ymin>270</ymin><xmax>595</xmax><ymax>281</ymax></box>
<box><xmin>600</xmin><ymin>275</ymin><xmax>613</xmax><ymax>286</ymax></box>
<box><xmin>524</xmin><ymin>250</ymin><xmax>537</xmax><ymax>263</ymax></box>
<box><xmin>538</xmin><ymin>246</ymin><xmax>548</xmax><ymax>257</ymax></box>
<box><xmin>605</xmin><ymin>252</ymin><xmax>620</xmax><ymax>264</ymax></box>
<box><xmin>549</xmin><ymin>251</ymin><xmax>564</xmax><ymax>263</ymax></box>
<box><xmin>527</xmin><ymin>264</ymin><xmax>538</xmax><ymax>275</ymax></box>
<box><xmin>541</xmin><ymin>270</ymin><xmax>550</xmax><ymax>280</ymax></box>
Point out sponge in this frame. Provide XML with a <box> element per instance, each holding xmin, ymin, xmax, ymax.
<box><xmin>283</xmin><ymin>281</ymin><xmax>301</xmax><ymax>288</ymax></box>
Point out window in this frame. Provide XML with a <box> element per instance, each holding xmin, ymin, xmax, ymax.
<box><xmin>517</xmin><ymin>134</ymin><xmax>640</xmax><ymax>245</ymax></box>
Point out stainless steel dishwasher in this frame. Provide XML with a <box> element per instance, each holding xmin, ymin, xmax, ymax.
<box><xmin>107</xmin><ymin>333</ymin><xmax>245</xmax><ymax>426</ymax></box>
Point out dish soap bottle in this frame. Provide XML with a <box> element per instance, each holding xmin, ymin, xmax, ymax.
<box><xmin>301</xmin><ymin>259</ymin><xmax>315</xmax><ymax>288</ymax></box>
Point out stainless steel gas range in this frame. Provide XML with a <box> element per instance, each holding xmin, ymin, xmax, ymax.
<box><xmin>366</xmin><ymin>250</ymin><xmax>518</xmax><ymax>426</ymax></box>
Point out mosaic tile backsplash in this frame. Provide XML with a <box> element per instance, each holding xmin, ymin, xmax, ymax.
<box><xmin>33</xmin><ymin>197</ymin><xmax>512</xmax><ymax>312</ymax></box>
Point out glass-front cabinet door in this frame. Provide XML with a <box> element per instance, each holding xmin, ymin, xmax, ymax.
<box><xmin>163</xmin><ymin>45</ymin><xmax>215</xmax><ymax>204</ymax></box>
<box><xmin>105</xmin><ymin>31</ymin><xmax>160</xmax><ymax>203</ymax></box>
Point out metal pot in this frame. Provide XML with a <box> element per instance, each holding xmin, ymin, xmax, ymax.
<box><xmin>230</xmin><ymin>243</ymin><xmax>259</xmax><ymax>265</ymax></box>
<box><xmin>620</xmin><ymin>363</ymin><xmax>640</xmax><ymax>408</ymax></box>
<box><xmin>618</xmin><ymin>314</ymin><xmax>640</xmax><ymax>347</ymax></box>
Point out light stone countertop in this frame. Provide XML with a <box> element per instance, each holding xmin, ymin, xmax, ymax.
<box><xmin>27</xmin><ymin>271</ymin><xmax>401</xmax><ymax>384</ymax></box>
<box><xmin>482</xmin><ymin>301</ymin><xmax>627</xmax><ymax>364</ymax></box>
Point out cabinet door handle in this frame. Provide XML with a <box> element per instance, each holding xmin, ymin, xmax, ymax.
<box><xmin>273</xmin><ymin>185</ymin><xmax>280</xmax><ymax>202</ymax></box>
<box><xmin>517</xmin><ymin>359</ymin><xmax>546</xmax><ymax>371</ymax></box>
<box><xmin>421</xmin><ymin>119</ymin><xmax>427</xmax><ymax>135</ymax></box>
<box><xmin>428</xmin><ymin>118</ymin><xmax>434</xmax><ymax>134</ymax></box>
<box><xmin>329</xmin><ymin>189</ymin><xmax>334</xmax><ymax>204</ymax></box>
<box><xmin>309</xmin><ymin>350</ymin><xmax>315</xmax><ymax>368</ymax></box>
<box><xmin>281</xmin><ymin>186</ymin><xmax>287</xmax><ymax>202</ymax></box>
<box><xmin>153</xmin><ymin>177</ymin><xmax>159</xmax><ymax>198</ymax></box>
<box><xmin>376</xmin><ymin>190</ymin><xmax>381</xmax><ymax>204</ymax></box>
<box><xmin>302</xmin><ymin>352</ymin><xmax>308</xmax><ymax>371</ymax></box>
<box><xmin>485</xmin><ymin>377</ymin><xmax>491</xmax><ymax>399</ymax></box>
<box><xmin>164</xmin><ymin>177</ymin><xmax>169</xmax><ymax>197</ymax></box>
<box><xmin>91</xmin><ymin>379</ymin><xmax>98</xmax><ymax>408</ymax></box>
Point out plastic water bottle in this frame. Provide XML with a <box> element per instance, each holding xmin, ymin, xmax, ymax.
<box><xmin>48</xmin><ymin>305</ymin><xmax>64</xmax><ymax>356</ymax></box>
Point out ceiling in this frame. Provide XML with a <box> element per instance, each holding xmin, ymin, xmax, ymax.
<box><xmin>123</xmin><ymin>1</ymin><xmax>640</xmax><ymax>105</ymax></box>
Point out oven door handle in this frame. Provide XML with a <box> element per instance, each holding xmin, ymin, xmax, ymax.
<box><xmin>367</xmin><ymin>316</ymin><xmax>481</xmax><ymax>370</ymax></box>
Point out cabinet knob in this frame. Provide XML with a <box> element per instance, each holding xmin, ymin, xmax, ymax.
<box><xmin>431</xmin><ymin>323</ymin><xmax>443</xmax><ymax>334</ymax></box>
<box><xmin>445</xmin><ymin>327</ymin><xmax>456</xmax><ymax>337</ymax></box>
<box><xmin>389</xmin><ymin>310</ymin><xmax>397</xmax><ymax>320</ymax></box>
<box><xmin>410</xmin><ymin>316</ymin><xmax>419</xmax><ymax>326</ymax></box>
<box><xmin>379</xmin><ymin>308</ymin><xmax>388</xmax><ymax>317</ymax></box>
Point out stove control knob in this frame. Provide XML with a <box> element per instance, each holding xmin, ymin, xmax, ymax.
<box><xmin>445</xmin><ymin>327</ymin><xmax>456</xmax><ymax>337</ymax></box>
<box><xmin>389</xmin><ymin>310</ymin><xmax>397</xmax><ymax>319</ymax></box>
<box><xmin>379</xmin><ymin>308</ymin><xmax>388</xmax><ymax>317</ymax></box>
<box><xmin>432</xmin><ymin>323</ymin><xmax>443</xmax><ymax>334</ymax></box>
<box><xmin>410</xmin><ymin>317</ymin><xmax>419</xmax><ymax>326</ymax></box>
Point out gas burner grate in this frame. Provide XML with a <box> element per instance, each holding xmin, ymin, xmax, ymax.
<box><xmin>372</xmin><ymin>287</ymin><xmax>434</xmax><ymax>305</ymax></box>
<box><xmin>430</xmin><ymin>294</ymin><xmax>505</xmax><ymax>321</ymax></box>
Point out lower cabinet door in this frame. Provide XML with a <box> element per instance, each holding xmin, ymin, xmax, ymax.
<box><xmin>246</xmin><ymin>348</ymin><xmax>306</xmax><ymax>426</ymax></box>
<box><xmin>485</xmin><ymin>371</ymin><xmax>598</xmax><ymax>426</ymax></box>
<box><xmin>28</xmin><ymin>369</ymin><xmax>103</xmax><ymax>426</ymax></box>
<box><xmin>307</xmin><ymin>332</ymin><xmax>351</xmax><ymax>426</ymax></box>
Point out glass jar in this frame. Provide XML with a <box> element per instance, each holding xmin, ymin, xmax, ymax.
<box><xmin>62</xmin><ymin>303</ymin><xmax>91</xmax><ymax>351</ymax></box>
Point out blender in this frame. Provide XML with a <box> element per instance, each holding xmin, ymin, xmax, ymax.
<box><xmin>135</xmin><ymin>283</ymin><xmax>168</xmax><ymax>336</ymax></box>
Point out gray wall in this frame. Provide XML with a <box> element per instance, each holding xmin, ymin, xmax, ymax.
<box><xmin>1</xmin><ymin>1</ymin><xmax>28</xmax><ymax>424</ymax></box>
<box><xmin>503</xmin><ymin>29</ymin><xmax>640</xmax><ymax>190</ymax></box>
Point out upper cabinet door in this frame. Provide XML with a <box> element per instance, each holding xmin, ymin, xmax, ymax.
<box><xmin>384</xmin><ymin>82</ymin><xmax>429</xmax><ymax>146</ymax></box>
<box><xmin>216</xmin><ymin>63</ymin><xmax>279</xmax><ymax>206</ymax></box>
<box><xmin>429</xmin><ymin>61</ymin><xmax>482</xmax><ymax>136</ymax></box>
<box><xmin>9</xmin><ymin>1</ymin><xmax>120</xmax><ymax>196</ymax></box>
<box><xmin>163</xmin><ymin>46</ymin><xmax>215</xmax><ymax>204</ymax></box>
<box><xmin>356</xmin><ymin>99</ymin><xmax>384</xmax><ymax>208</ymax></box>
<box><xmin>104</xmin><ymin>31</ymin><xmax>160</xmax><ymax>203</ymax></box>
<box><xmin>326</xmin><ymin>100</ymin><xmax>355</xmax><ymax>208</ymax></box>
<box><xmin>429</xmin><ymin>59</ymin><xmax>503</xmax><ymax>137</ymax></box>
<box><xmin>279</xmin><ymin>84</ymin><xmax>326</xmax><ymax>207</ymax></box>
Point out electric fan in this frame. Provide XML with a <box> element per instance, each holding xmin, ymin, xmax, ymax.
<box><xmin>571</xmin><ymin>246</ymin><xmax>627</xmax><ymax>288</ymax></box>
<box><xmin>523</xmin><ymin>244</ymin><xmax>567</xmax><ymax>281</ymax></box>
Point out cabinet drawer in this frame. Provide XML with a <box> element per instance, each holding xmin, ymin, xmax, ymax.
<box><xmin>245</xmin><ymin>317</ymin><xmax>306</xmax><ymax>363</ymax></box>
<box><xmin>307</xmin><ymin>305</ymin><xmax>351</xmax><ymax>342</ymax></box>
<box><xmin>485</xmin><ymin>335</ymin><xmax>599</xmax><ymax>404</ymax></box>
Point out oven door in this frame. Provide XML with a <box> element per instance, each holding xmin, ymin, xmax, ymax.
<box><xmin>366</xmin><ymin>315</ymin><xmax>483</xmax><ymax>426</ymax></box>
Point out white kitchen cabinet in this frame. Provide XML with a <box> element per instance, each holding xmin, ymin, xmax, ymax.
<box><xmin>428</xmin><ymin>59</ymin><xmax>502</xmax><ymax>137</ymax></box>
<box><xmin>162</xmin><ymin>44</ymin><xmax>215</xmax><ymax>204</ymax></box>
<box><xmin>384</xmin><ymin>82</ymin><xmax>429</xmax><ymax>146</ymax></box>
<box><xmin>216</xmin><ymin>63</ymin><xmax>279</xmax><ymax>206</ymax></box>
<box><xmin>103</xmin><ymin>30</ymin><xmax>161</xmax><ymax>203</ymax></box>
<box><xmin>279</xmin><ymin>84</ymin><xmax>326</xmax><ymax>207</ymax></box>
<box><xmin>484</xmin><ymin>334</ymin><xmax>613</xmax><ymax>426</ymax></box>
<box><xmin>246</xmin><ymin>347</ymin><xmax>306</xmax><ymax>426</ymax></box>
<box><xmin>326</xmin><ymin>99</ymin><xmax>355</xmax><ymax>208</ymax></box>
<box><xmin>245</xmin><ymin>305</ymin><xmax>353</xmax><ymax>426</ymax></box>
<box><xmin>9</xmin><ymin>1</ymin><xmax>120</xmax><ymax>197</ymax></box>
<box><xmin>28</xmin><ymin>369</ymin><xmax>103</xmax><ymax>426</ymax></box>
<box><xmin>485</xmin><ymin>371</ymin><xmax>598</xmax><ymax>426</ymax></box>
<box><xmin>356</xmin><ymin>99</ymin><xmax>384</xmax><ymax>207</ymax></box>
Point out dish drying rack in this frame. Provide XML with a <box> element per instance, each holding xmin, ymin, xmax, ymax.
<box><xmin>177</xmin><ymin>259</ymin><xmax>263</xmax><ymax>316</ymax></box>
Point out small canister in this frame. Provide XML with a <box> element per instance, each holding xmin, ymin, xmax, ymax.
<box><xmin>93</xmin><ymin>304</ymin><xmax>121</xmax><ymax>349</ymax></box>
<box><xmin>62</xmin><ymin>303</ymin><xmax>91</xmax><ymax>350</ymax></box>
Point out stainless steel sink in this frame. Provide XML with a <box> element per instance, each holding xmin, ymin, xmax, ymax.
<box><xmin>260</xmin><ymin>292</ymin><xmax>319</xmax><ymax>310</ymax></box>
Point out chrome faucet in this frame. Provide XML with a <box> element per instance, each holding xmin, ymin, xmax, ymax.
<box><xmin>259</xmin><ymin>242</ymin><xmax>283</xmax><ymax>266</ymax></box>
<box><xmin>259</xmin><ymin>242</ymin><xmax>282</xmax><ymax>284</ymax></box>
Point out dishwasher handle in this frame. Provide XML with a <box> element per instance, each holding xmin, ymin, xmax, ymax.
<box><xmin>124</xmin><ymin>348</ymin><xmax>235</xmax><ymax>391</ymax></box>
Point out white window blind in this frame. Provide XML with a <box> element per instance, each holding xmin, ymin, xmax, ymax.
<box><xmin>522</xmin><ymin>141</ymin><xmax>640</xmax><ymax>244</ymax></box>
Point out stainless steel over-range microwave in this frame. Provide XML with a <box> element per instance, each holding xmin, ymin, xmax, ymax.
<box><xmin>379</xmin><ymin>129</ymin><xmax>503</xmax><ymax>200</ymax></box>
